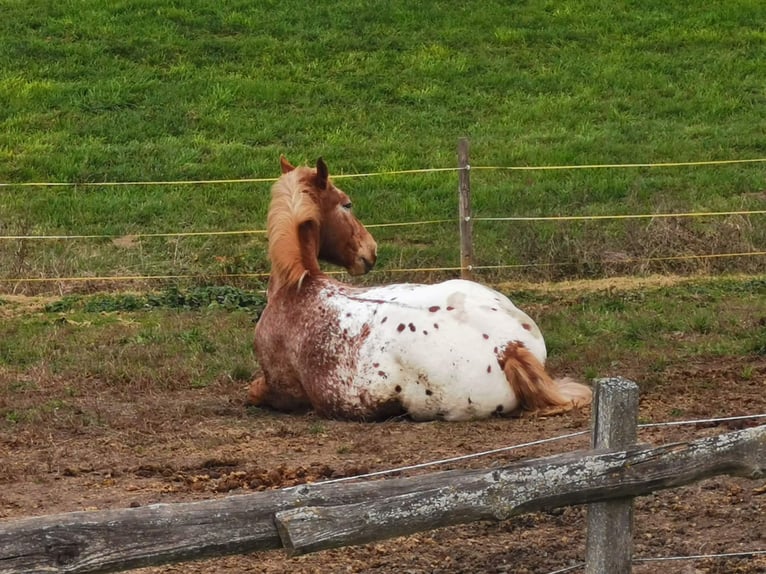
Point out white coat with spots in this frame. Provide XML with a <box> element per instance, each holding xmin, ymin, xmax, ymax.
<box><xmin>253</xmin><ymin>276</ymin><xmax>590</xmax><ymax>421</ymax></box>
<box><xmin>325</xmin><ymin>279</ymin><xmax>549</xmax><ymax>420</ymax></box>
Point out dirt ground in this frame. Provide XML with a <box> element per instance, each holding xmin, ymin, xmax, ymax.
<box><xmin>1</xmin><ymin>348</ymin><xmax>765</xmax><ymax>574</ymax></box>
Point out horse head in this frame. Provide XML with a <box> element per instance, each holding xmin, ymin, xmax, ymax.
<box><xmin>268</xmin><ymin>157</ymin><xmax>377</xmax><ymax>289</ymax></box>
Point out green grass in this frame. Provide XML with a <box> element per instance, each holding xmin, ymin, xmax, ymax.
<box><xmin>526</xmin><ymin>276</ymin><xmax>766</xmax><ymax>374</ymax></box>
<box><xmin>0</xmin><ymin>300</ymin><xmax>257</xmax><ymax>396</ymax></box>
<box><xmin>44</xmin><ymin>285</ymin><xmax>265</xmax><ymax>313</ymax></box>
<box><xmin>1</xmin><ymin>1</ymin><xmax>766</xmax><ymax>291</ymax></box>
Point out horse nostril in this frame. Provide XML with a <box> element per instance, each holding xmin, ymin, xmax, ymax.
<box><xmin>362</xmin><ymin>257</ymin><xmax>375</xmax><ymax>273</ymax></box>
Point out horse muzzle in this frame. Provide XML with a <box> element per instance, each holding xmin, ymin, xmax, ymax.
<box><xmin>348</xmin><ymin>253</ymin><xmax>376</xmax><ymax>276</ymax></box>
<box><xmin>348</xmin><ymin>236</ymin><xmax>377</xmax><ymax>276</ymax></box>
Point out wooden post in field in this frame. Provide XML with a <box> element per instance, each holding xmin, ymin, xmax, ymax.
<box><xmin>457</xmin><ymin>137</ymin><xmax>473</xmax><ymax>280</ymax></box>
<box><xmin>585</xmin><ymin>377</ymin><xmax>639</xmax><ymax>574</ymax></box>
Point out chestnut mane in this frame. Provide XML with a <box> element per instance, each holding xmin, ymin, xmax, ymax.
<box><xmin>267</xmin><ymin>166</ymin><xmax>322</xmax><ymax>291</ymax></box>
<box><xmin>264</xmin><ymin>157</ymin><xmax>377</xmax><ymax>293</ymax></box>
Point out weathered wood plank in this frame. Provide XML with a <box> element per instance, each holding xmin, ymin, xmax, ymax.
<box><xmin>275</xmin><ymin>424</ymin><xmax>765</xmax><ymax>556</ymax></box>
<box><xmin>585</xmin><ymin>377</ymin><xmax>639</xmax><ymax>574</ymax></box>
<box><xmin>1</xmin><ymin>424</ymin><xmax>763</xmax><ymax>572</ymax></box>
<box><xmin>0</xmin><ymin>492</ymin><xmax>284</xmax><ymax>574</ymax></box>
<box><xmin>0</xmin><ymin>479</ymin><xmax>444</xmax><ymax>574</ymax></box>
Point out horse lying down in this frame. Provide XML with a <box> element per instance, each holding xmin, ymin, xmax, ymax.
<box><xmin>248</xmin><ymin>157</ymin><xmax>592</xmax><ymax>421</ymax></box>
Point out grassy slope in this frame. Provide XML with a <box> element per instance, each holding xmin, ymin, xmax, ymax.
<box><xmin>1</xmin><ymin>1</ymin><xmax>765</xmax><ymax>289</ymax></box>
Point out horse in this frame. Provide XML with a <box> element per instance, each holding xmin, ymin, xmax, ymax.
<box><xmin>248</xmin><ymin>157</ymin><xmax>592</xmax><ymax>421</ymax></box>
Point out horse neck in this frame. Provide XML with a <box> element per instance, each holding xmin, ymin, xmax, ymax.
<box><xmin>268</xmin><ymin>219</ymin><xmax>323</xmax><ymax>293</ymax></box>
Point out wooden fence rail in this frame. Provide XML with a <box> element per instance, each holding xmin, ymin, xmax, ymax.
<box><xmin>1</xmin><ymin>379</ymin><xmax>764</xmax><ymax>574</ymax></box>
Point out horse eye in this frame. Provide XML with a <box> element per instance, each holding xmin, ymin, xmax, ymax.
<box><xmin>342</xmin><ymin>202</ymin><xmax>353</xmax><ymax>210</ymax></box>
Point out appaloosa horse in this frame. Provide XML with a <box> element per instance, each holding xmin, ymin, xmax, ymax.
<box><xmin>248</xmin><ymin>157</ymin><xmax>592</xmax><ymax>421</ymax></box>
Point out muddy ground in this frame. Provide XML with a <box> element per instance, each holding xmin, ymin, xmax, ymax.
<box><xmin>1</xmin><ymin>350</ymin><xmax>765</xmax><ymax>574</ymax></box>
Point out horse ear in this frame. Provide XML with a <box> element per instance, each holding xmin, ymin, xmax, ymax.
<box><xmin>280</xmin><ymin>155</ymin><xmax>295</xmax><ymax>174</ymax></box>
<box><xmin>316</xmin><ymin>157</ymin><xmax>329</xmax><ymax>188</ymax></box>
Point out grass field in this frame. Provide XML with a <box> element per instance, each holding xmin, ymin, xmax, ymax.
<box><xmin>1</xmin><ymin>1</ymin><xmax>765</xmax><ymax>291</ymax></box>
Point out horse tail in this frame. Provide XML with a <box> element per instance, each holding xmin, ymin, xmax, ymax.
<box><xmin>500</xmin><ymin>342</ymin><xmax>592</xmax><ymax>415</ymax></box>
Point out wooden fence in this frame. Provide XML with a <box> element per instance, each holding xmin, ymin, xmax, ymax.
<box><xmin>1</xmin><ymin>378</ymin><xmax>764</xmax><ymax>574</ymax></box>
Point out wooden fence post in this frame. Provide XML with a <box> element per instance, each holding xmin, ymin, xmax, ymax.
<box><xmin>457</xmin><ymin>137</ymin><xmax>473</xmax><ymax>280</ymax></box>
<box><xmin>585</xmin><ymin>377</ymin><xmax>639</xmax><ymax>573</ymax></box>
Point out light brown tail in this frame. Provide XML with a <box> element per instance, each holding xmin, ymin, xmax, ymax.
<box><xmin>500</xmin><ymin>342</ymin><xmax>592</xmax><ymax>416</ymax></box>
